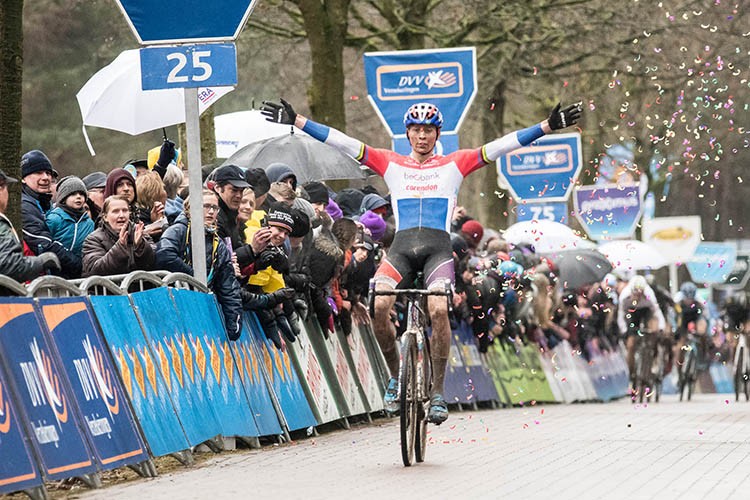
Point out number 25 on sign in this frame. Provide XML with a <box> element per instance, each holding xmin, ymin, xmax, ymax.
<box><xmin>140</xmin><ymin>43</ymin><xmax>237</xmax><ymax>90</ymax></box>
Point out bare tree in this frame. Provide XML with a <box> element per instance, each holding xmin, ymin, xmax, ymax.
<box><xmin>0</xmin><ymin>0</ymin><xmax>24</xmax><ymax>229</ymax></box>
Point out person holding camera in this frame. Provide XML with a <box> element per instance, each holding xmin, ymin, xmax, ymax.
<box><xmin>81</xmin><ymin>195</ymin><xmax>155</xmax><ymax>277</ymax></box>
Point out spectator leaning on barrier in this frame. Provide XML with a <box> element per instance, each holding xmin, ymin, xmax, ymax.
<box><xmin>20</xmin><ymin>149</ymin><xmax>81</xmax><ymax>278</ymax></box>
<box><xmin>0</xmin><ymin>168</ymin><xmax>61</xmax><ymax>282</ymax></box>
<box><xmin>81</xmin><ymin>195</ymin><xmax>155</xmax><ymax>277</ymax></box>
<box><xmin>45</xmin><ymin>175</ymin><xmax>95</xmax><ymax>274</ymax></box>
<box><xmin>155</xmin><ymin>189</ymin><xmax>243</xmax><ymax>340</ymax></box>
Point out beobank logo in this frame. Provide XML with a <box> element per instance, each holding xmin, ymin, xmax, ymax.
<box><xmin>376</xmin><ymin>62</ymin><xmax>463</xmax><ymax>101</ymax></box>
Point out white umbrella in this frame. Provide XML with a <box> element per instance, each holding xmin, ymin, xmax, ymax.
<box><xmin>502</xmin><ymin>220</ymin><xmax>594</xmax><ymax>253</ymax></box>
<box><xmin>76</xmin><ymin>49</ymin><xmax>234</xmax><ymax>154</ymax></box>
<box><xmin>214</xmin><ymin>110</ymin><xmax>308</xmax><ymax>159</ymax></box>
<box><xmin>598</xmin><ymin>239</ymin><xmax>668</xmax><ymax>272</ymax></box>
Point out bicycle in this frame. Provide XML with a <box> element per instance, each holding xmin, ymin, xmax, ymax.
<box><xmin>632</xmin><ymin>331</ymin><xmax>656</xmax><ymax>403</ymax></box>
<box><xmin>678</xmin><ymin>330</ymin><xmax>703</xmax><ymax>401</ymax></box>
<box><xmin>650</xmin><ymin>334</ymin><xmax>671</xmax><ymax>403</ymax></box>
<box><xmin>732</xmin><ymin>330</ymin><xmax>750</xmax><ymax>402</ymax></box>
<box><xmin>369</xmin><ymin>274</ymin><xmax>451</xmax><ymax>466</ymax></box>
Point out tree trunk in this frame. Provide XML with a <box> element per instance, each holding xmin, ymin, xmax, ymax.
<box><xmin>297</xmin><ymin>0</ymin><xmax>350</xmax><ymax>131</ymax></box>
<box><xmin>460</xmin><ymin>80</ymin><xmax>509</xmax><ymax>231</ymax></box>
<box><xmin>0</xmin><ymin>0</ymin><xmax>24</xmax><ymax>229</ymax></box>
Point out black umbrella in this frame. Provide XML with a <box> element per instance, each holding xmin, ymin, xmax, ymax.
<box><xmin>544</xmin><ymin>249</ymin><xmax>613</xmax><ymax>290</ymax></box>
<box><xmin>221</xmin><ymin>132</ymin><xmax>366</xmax><ymax>183</ymax></box>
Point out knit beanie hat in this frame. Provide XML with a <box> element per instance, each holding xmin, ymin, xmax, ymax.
<box><xmin>245</xmin><ymin>167</ymin><xmax>270</xmax><ymax>197</ymax></box>
<box><xmin>21</xmin><ymin>150</ymin><xmax>56</xmax><ymax>178</ymax></box>
<box><xmin>267</xmin><ymin>206</ymin><xmax>295</xmax><ymax>233</ymax></box>
<box><xmin>461</xmin><ymin>219</ymin><xmax>484</xmax><ymax>247</ymax></box>
<box><xmin>82</xmin><ymin>171</ymin><xmax>107</xmax><ymax>190</ymax></box>
<box><xmin>55</xmin><ymin>176</ymin><xmax>88</xmax><ymax>204</ymax></box>
<box><xmin>359</xmin><ymin>210</ymin><xmax>387</xmax><ymax>242</ymax></box>
<box><xmin>302</xmin><ymin>181</ymin><xmax>329</xmax><ymax>206</ymax></box>
<box><xmin>325</xmin><ymin>199</ymin><xmax>343</xmax><ymax>221</ymax></box>
<box><xmin>335</xmin><ymin>188</ymin><xmax>364</xmax><ymax>217</ymax></box>
<box><xmin>289</xmin><ymin>207</ymin><xmax>311</xmax><ymax>238</ymax></box>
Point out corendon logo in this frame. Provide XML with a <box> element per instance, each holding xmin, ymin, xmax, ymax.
<box><xmin>0</xmin><ymin>380</ymin><xmax>10</xmax><ymax>434</ymax></box>
<box><xmin>22</xmin><ymin>338</ymin><xmax>68</xmax><ymax>427</ymax></box>
<box><xmin>376</xmin><ymin>62</ymin><xmax>463</xmax><ymax>101</ymax></box>
<box><xmin>81</xmin><ymin>335</ymin><xmax>120</xmax><ymax>417</ymax></box>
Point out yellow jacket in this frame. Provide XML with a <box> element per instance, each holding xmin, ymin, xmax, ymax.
<box><xmin>244</xmin><ymin>210</ymin><xmax>285</xmax><ymax>292</ymax></box>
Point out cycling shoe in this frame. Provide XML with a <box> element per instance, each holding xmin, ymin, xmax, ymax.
<box><xmin>427</xmin><ymin>394</ymin><xmax>449</xmax><ymax>425</ymax></box>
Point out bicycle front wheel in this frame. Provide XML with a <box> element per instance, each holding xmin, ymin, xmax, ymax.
<box><xmin>734</xmin><ymin>346</ymin><xmax>744</xmax><ymax>402</ymax></box>
<box><xmin>400</xmin><ymin>333</ymin><xmax>418</xmax><ymax>466</ymax></box>
<box><xmin>415</xmin><ymin>335</ymin><xmax>432</xmax><ymax>463</ymax></box>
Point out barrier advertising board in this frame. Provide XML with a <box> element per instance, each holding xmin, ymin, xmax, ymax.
<box><xmin>90</xmin><ymin>295</ymin><xmax>190</xmax><ymax>457</ymax></box>
<box><xmin>243</xmin><ymin>313</ymin><xmax>317</xmax><ymax>432</ymax></box>
<box><xmin>169</xmin><ymin>289</ymin><xmax>260</xmax><ymax>437</ymax></box>
<box><xmin>130</xmin><ymin>288</ymin><xmax>223</xmax><ymax>446</ymax></box>
<box><xmin>38</xmin><ymin>298</ymin><xmax>148</xmax><ymax>470</ymax></box>
<box><xmin>0</xmin><ymin>361</ymin><xmax>42</xmax><ymax>495</ymax></box>
<box><xmin>0</xmin><ymin>299</ymin><xmax>96</xmax><ymax>480</ymax></box>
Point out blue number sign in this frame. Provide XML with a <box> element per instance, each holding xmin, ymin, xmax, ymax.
<box><xmin>141</xmin><ymin>43</ymin><xmax>237</xmax><ymax>90</ymax></box>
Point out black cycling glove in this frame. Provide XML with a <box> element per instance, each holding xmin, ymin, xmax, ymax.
<box><xmin>547</xmin><ymin>101</ymin><xmax>583</xmax><ymax>130</ymax></box>
<box><xmin>260</xmin><ymin>98</ymin><xmax>297</xmax><ymax>125</ymax></box>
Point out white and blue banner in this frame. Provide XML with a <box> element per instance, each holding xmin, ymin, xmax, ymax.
<box><xmin>363</xmin><ymin>47</ymin><xmax>477</xmax><ymax>136</ymax></box>
<box><xmin>497</xmin><ymin>132</ymin><xmax>582</xmax><ymax>202</ymax></box>
<box><xmin>573</xmin><ymin>183</ymin><xmax>643</xmax><ymax>241</ymax></box>
<box><xmin>686</xmin><ymin>242</ymin><xmax>737</xmax><ymax>284</ymax></box>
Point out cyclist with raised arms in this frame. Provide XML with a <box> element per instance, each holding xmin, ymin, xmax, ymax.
<box><xmin>261</xmin><ymin>98</ymin><xmax>582</xmax><ymax>424</ymax></box>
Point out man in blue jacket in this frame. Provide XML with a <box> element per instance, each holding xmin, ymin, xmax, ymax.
<box><xmin>20</xmin><ymin>150</ymin><xmax>80</xmax><ymax>278</ymax></box>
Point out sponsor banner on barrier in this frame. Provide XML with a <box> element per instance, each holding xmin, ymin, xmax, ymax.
<box><xmin>169</xmin><ymin>289</ymin><xmax>260</xmax><ymax>438</ymax></box>
<box><xmin>445</xmin><ymin>332</ymin><xmax>472</xmax><ymax>404</ymax></box>
<box><xmin>38</xmin><ymin>297</ymin><xmax>148</xmax><ymax>470</ymax></box>
<box><xmin>307</xmin><ymin>321</ymin><xmax>368</xmax><ymax>417</ymax></box>
<box><xmin>346</xmin><ymin>324</ymin><xmax>385</xmax><ymax>412</ymax></box>
<box><xmin>243</xmin><ymin>313</ymin><xmax>317</xmax><ymax>432</ymax></box>
<box><xmin>573</xmin><ymin>183</ymin><xmax>643</xmax><ymax>241</ymax></box>
<box><xmin>453</xmin><ymin>324</ymin><xmax>499</xmax><ymax>404</ymax></box>
<box><xmin>287</xmin><ymin>323</ymin><xmax>343</xmax><ymax>423</ymax></box>
<box><xmin>357</xmin><ymin>324</ymin><xmax>391</xmax><ymax>390</ymax></box>
<box><xmin>363</xmin><ymin>47</ymin><xmax>477</xmax><ymax>135</ymax></box>
<box><xmin>0</xmin><ymin>298</ymin><xmax>97</xmax><ymax>480</ymax></box>
<box><xmin>130</xmin><ymin>288</ymin><xmax>223</xmax><ymax>446</ymax></box>
<box><xmin>231</xmin><ymin>324</ymin><xmax>283</xmax><ymax>437</ymax></box>
<box><xmin>516</xmin><ymin>345</ymin><xmax>556</xmax><ymax>403</ymax></box>
<box><xmin>90</xmin><ymin>295</ymin><xmax>190</xmax><ymax>457</ymax></box>
<box><xmin>0</xmin><ymin>361</ymin><xmax>43</xmax><ymax>495</ymax></box>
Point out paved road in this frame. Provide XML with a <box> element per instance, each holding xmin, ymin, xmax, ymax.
<box><xmin>78</xmin><ymin>394</ymin><xmax>750</xmax><ymax>500</ymax></box>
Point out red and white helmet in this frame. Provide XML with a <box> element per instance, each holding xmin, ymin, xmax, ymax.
<box><xmin>403</xmin><ymin>102</ymin><xmax>443</xmax><ymax>129</ymax></box>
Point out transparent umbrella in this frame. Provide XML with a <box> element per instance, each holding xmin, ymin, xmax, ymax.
<box><xmin>503</xmin><ymin>220</ymin><xmax>594</xmax><ymax>253</ymax></box>
<box><xmin>598</xmin><ymin>240</ymin><xmax>668</xmax><ymax>273</ymax></box>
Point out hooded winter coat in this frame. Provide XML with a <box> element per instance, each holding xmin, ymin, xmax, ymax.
<box><xmin>46</xmin><ymin>205</ymin><xmax>94</xmax><ymax>258</ymax></box>
<box><xmin>81</xmin><ymin>220</ymin><xmax>155</xmax><ymax>277</ymax></box>
<box><xmin>155</xmin><ymin>214</ymin><xmax>243</xmax><ymax>340</ymax></box>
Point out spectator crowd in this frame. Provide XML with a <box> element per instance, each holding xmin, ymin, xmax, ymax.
<box><xmin>0</xmin><ymin>144</ymin><xmax>747</xmax><ymax>369</ymax></box>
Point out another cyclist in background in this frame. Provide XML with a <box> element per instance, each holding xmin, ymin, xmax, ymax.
<box><xmin>261</xmin><ymin>98</ymin><xmax>582</xmax><ymax>424</ymax></box>
<box><xmin>674</xmin><ymin>281</ymin><xmax>705</xmax><ymax>362</ymax></box>
<box><xmin>617</xmin><ymin>275</ymin><xmax>666</xmax><ymax>379</ymax></box>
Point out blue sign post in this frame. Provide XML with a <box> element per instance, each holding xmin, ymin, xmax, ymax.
<box><xmin>573</xmin><ymin>183</ymin><xmax>643</xmax><ymax>241</ymax></box>
<box><xmin>114</xmin><ymin>0</ymin><xmax>259</xmax><ymax>45</ymax></box>
<box><xmin>140</xmin><ymin>43</ymin><xmax>238</xmax><ymax>90</ymax></box>
<box><xmin>497</xmin><ymin>132</ymin><xmax>582</xmax><ymax>202</ymax></box>
<box><xmin>364</xmin><ymin>47</ymin><xmax>476</xmax><ymax>154</ymax></box>
<box><xmin>516</xmin><ymin>201</ymin><xmax>569</xmax><ymax>224</ymax></box>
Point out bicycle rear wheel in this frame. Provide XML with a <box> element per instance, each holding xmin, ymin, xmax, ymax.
<box><xmin>653</xmin><ymin>344</ymin><xmax>665</xmax><ymax>403</ymax></box>
<box><xmin>400</xmin><ymin>333</ymin><xmax>418</xmax><ymax>466</ymax></box>
<box><xmin>683</xmin><ymin>351</ymin><xmax>695</xmax><ymax>401</ymax></box>
<box><xmin>415</xmin><ymin>336</ymin><xmax>432</xmax><ymax>463</ymax></box>
<box><xmin>734</xmin><ymin>347</ymin><xmax>744</xmax><ymax>402</ymax></box>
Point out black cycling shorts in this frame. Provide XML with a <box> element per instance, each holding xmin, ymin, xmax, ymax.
<box><xmin>374</xmin><ymin>227</ymin><xmax>454</xmax><ymax>290</ymax></box>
